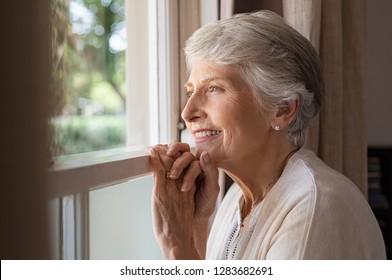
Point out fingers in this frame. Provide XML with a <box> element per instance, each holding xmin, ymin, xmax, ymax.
<box><xmin>149</xmin><ymin>145</ymin><xmax>173</xmax><ymax>171</ymax></box>
<box><xmin>168</xmin><ymin>151</ymin><xmax>197</xmax><ymax>180</ymax></box>
<box><xmin>154</xmin><ymin>142</ymin><xmax>197</xmax><ymax>181</ymax></box>
<box><xmin>150</xmin><ymin>147</ymin><xmax>185</xmax><ymax>195</ymax></box>
<box><xmin>181</xmin><ymin>160</ymin><xmax>202</xmax><ymax>192</ymax></box>
<box><xmin>156</xmin><ymin>148</ymin><xmax>174</xmax><ymax>172</ymax></box>
<box><xmin>149</xmin><ymin>143</ymin><xmax>200</xmax><ymax>192</ymax></box>
<box><xmin>149</xmin><ymin>148</ymin><xmax>167</xmax><ymax>186</ymax></box>
<box><xmin>167</xmin><ymin>142</ymin><xmax>190</xmax><ymax>157</ymax></box>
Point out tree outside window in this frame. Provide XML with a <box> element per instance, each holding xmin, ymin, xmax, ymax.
<box><xmin>51</xmin><ymin>0</ymin><xmax>126</xmax><ymax>156</ymax></box>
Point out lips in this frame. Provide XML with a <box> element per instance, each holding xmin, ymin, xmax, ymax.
<box><xmin>193</xmin><ymin>129</ymin><xmax>222</xmax><ymax>142</ymax></box>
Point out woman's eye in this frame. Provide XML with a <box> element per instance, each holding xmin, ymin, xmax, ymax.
<box><xmin>186</xmin><ymin>90</ymin><xmax>193</xmax><ymax>97</ymax></box>
<box><xmin>208</xmin><ymin>86</ymin><xmax>220</xmax><ymax>92</ymax></box>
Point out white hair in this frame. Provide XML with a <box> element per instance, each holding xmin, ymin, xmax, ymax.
<box><xmin>184</xmin><ymin>10</ymin><xmax>323</xmax><ymax>147</ymax></box>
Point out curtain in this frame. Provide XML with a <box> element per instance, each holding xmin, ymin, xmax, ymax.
<box><xmin>221</xmin><ymin>0</ymin><xmax>368</xmax><ymax>196</ymax></box>
<box><xmin>283</xmin><ymin>0</ymin><xmax>367</xmax><ymax>196</ymax></box>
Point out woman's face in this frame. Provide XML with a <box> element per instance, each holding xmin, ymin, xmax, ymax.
<box><xmin>182</xmin><ymin>60</ymin><xmax>274</xmax><ymax>167</ymax></box>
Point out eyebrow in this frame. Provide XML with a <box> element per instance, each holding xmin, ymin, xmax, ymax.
<box><xmin>184</xmin><ymin>77</ymin><xmax>225</xmax><ymax>88</ymax></box>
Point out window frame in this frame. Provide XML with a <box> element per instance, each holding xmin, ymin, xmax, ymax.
<box><xmin>49</xmin><ymin>0</ymin><xmax>217</xmax><ymax>260</ymax></box>
<box><xmin>49</xmin><ymin>149</ymin><xmax>150</xmax><ymax>259</ymax></box>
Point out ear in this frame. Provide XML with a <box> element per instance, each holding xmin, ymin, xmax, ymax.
<box><xmin>271</xmin><ymin>98</ymin><xmax>299</xmax><ymax>130</ymax></box>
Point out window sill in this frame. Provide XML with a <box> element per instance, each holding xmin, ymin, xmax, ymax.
<box><xmin>47</xmin><ymin>147</ymin><xmax>151</xmax><ymax>199</ymax></box>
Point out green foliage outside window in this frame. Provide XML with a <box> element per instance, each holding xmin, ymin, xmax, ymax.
<box><xmin>50</xmin><ymin>115</ymin><xmax>125</xmax><ymax>155</ymax></box>
<box><xmin>51</xmin><ymin>0</ymin><xmax>126</xmax><ymax>156</ymax></box>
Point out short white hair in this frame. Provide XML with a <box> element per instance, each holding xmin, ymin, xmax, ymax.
<box><xmin>184</xmin><ymin>10</ymin><xmax>323</xmax><ymax>147</ymax></box>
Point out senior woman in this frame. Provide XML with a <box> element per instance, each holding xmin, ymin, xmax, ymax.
<box><xmin>149</xmin><ymin>10</ymin><xmax>386</xmax><ymax>260</ymax></box>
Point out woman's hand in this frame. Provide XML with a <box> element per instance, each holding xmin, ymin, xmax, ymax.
<box><xmin>149</xmin><ymin>142</ymin><xmax>220</xmax><ymax>259</ymax></box>
<box><xmin>165</xmin><ymin>142</ymin><xmax>220</xmax><ymax>224</ymax></box>
<box><xmin>149</xmin><ymin>146</ymin><xmax>197</xmax><ymax>259</ymax></box>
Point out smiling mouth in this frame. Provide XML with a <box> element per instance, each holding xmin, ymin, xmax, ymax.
<box><xmin>193</xmin><ymin>129</ymin><xmax>222</xmax><ymax>142</ymax></box>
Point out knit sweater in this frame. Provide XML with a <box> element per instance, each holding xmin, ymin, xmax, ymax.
<box><xmin>206</xmin><ymin>149</ymin><xmax>386</xmax><ymax>259</ymax></box>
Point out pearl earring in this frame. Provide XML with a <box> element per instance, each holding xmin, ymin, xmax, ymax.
<box><xmin>274</xmin><ymin>125</ymin><xmax>280</xmax><ymax>131</ymax></box>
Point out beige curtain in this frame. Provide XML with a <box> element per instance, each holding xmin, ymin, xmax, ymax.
<box><xmin>283</xmin><ymin>0</ymin><xmax>367</xmax><ymax>196</ymax></box>
<box><xmin>221</xmin><ymin>0</ymin><xmax>368</xmax><ymax>196</ymax></box>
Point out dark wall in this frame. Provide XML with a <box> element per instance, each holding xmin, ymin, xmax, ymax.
<box><xmin>0</xmin><ymin>2</ymin><xmax>51</xmax><ymax>259</ymax></box>
<box><xmin>234</xmin><ymin>0</ymin><xmax>283</xmax><ymax>15</ymax></box>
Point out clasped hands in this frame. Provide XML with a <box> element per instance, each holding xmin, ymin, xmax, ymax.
<box><xmin>149</xmin><ymin>142</ymin><xmax>220</xmax><ymax>259</ymax></box>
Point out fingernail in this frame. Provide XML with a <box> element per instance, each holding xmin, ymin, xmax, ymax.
<box><xmin>181</xmin><ymin>183</ymin><xmax>189</xmax><ymax>192</ymax></box>
<box><xmin>169</xmin><ymin>171</ymin><xmax>178</xmax><ymax>179</ymax></box>
<box><xmin>149</xmin><ymin>148</ymin><xmax>156</xmax><ymax>156</ymax></box>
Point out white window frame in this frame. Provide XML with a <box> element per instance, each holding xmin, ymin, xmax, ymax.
<box><xmin>48</xmin><ymin>0</ymin><xmax>216</xmax><ymax>260</ymax></box>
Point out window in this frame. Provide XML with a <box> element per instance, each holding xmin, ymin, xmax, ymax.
<box><xmin>49</xmin><ymin>0</ymin><xmax>217</xmax><ymax>259</ymax></box>
<box><xmin>51</xmin><ymin>0</ymin><xmax>127</xmax><ymax>156</ymax></box>
<box><xmin>89</xmin><ymin>176</ymin><xmax>161</xmax><ymax>259</ymax></box>
<box><xmin>49</xmin><ymin>0</ymin><xmax>208</xmax><ymax>259</ymax></box>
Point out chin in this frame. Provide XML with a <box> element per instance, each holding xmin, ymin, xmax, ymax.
<box><xmin>194</xmin><ymin>146</ymin><xmax>206</xmax><ymax>158</ymax></box>
<box><xmin>195</xmin><ymin>143</ymin><xmax>222</xmax><ymax>162</ymax></box>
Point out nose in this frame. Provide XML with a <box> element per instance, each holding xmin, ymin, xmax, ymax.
<box><xmin>181</xmin><ymin>92</ymin><xmax>206</xmax><ymax>123</ymax></box>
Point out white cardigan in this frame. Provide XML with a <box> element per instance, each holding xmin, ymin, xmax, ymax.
<box><xmin>206</xmin><ymin>149</ymin><xmax>386</xmax><ymax>259</ymax></box>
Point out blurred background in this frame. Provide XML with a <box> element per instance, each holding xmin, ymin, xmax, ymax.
<box><xmin>51</xmin><ymin>0</ymin><xmax>126</xmax><ymax>156</ymax></box>
<box><xmin>1</xmin><ymin>0</ymin><xmax>391</xmax><ymax>260</ymax></box>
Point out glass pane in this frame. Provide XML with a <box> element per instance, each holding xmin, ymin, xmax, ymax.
<box><xmin>89</xmin><ymin>175</ymin><xmax>162</xmax><ymax>259</ymax></box>
<box><xmin>51</xmin><ymin>0</ymin><xmax>126</xmax><ymax>156</ymax></box>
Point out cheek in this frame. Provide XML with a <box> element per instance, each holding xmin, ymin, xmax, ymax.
<box><xmin>209</xmin><ymin>92</ymin><xmax>265</xmax><ymax>134</ymax></box>
<box><xmin>228</xmin><ymin>107</ymin><xmax>269</xmax><ymax>142</ymax></box>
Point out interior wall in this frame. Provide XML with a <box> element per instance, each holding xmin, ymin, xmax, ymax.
<box><xmin>0</xmin><ymin>2</ymin><xmax>51</xmax><ymax>259</ymax></box>
<box><xmin>234</xmin><ymin>0</ymin><xmax>283</xmax><ymax>15</ymax></box>
<box><xmin>366</xmin><ymin>0</ymin><xmax>392</xmax><ymax>146</ymax></box>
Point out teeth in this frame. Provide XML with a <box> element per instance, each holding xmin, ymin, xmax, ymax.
<box><xmin>195</xmin><ymin>130</ymin><xmax>221</xmax><ymax>138</ymax></box>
